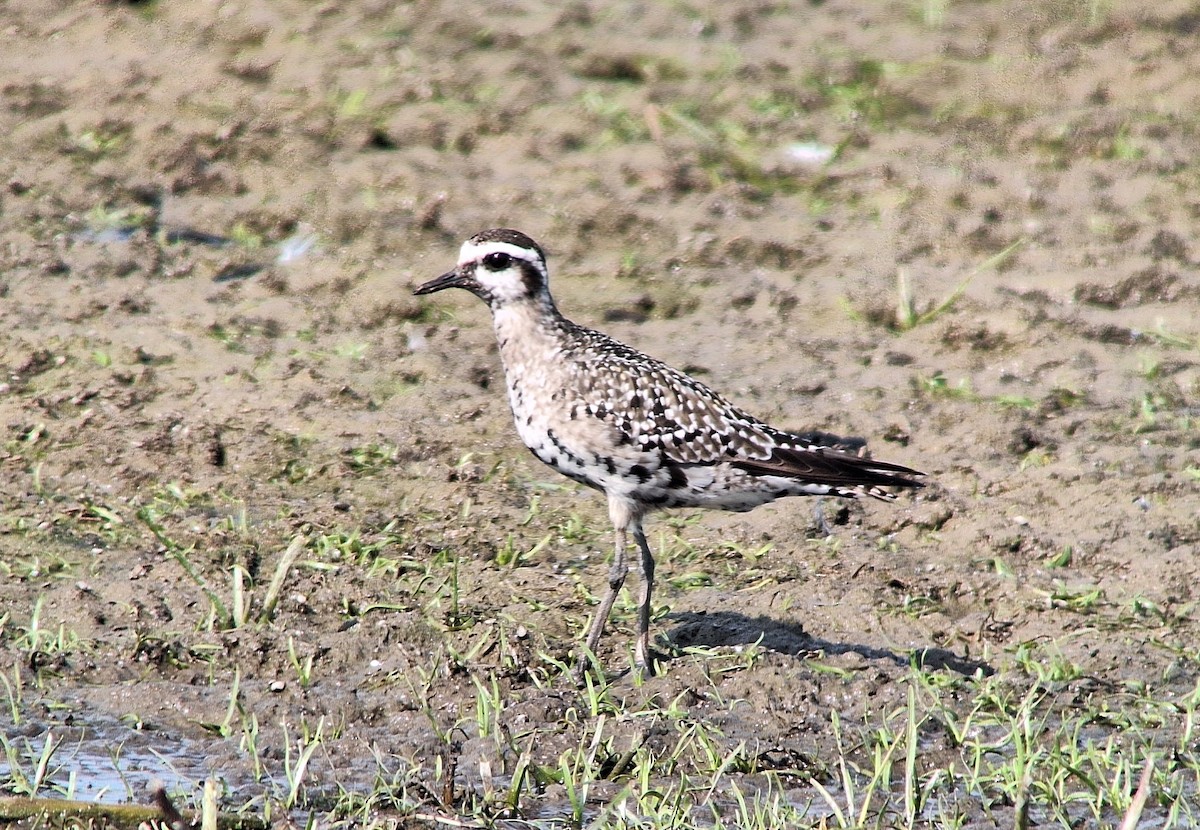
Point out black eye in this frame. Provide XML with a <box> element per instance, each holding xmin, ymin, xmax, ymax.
<box><xmin>482</xmin><ymin>252</ymin><xmax>513</xmax><ymax>270</ymax></box>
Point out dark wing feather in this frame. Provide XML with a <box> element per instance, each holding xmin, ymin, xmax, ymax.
<box><xmin>731</xmin><ymin>443</ymin><xmax>924</xmax><ymax>490</ymax></box>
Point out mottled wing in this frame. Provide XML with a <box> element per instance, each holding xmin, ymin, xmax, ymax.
<box><xmin>567</xmin><ymin>330</ymin><xmax>776</xmax><ymax>464</ymax></box>
<box><xmin>573</xmin><ymin>350</ymin><xmax>777</xmax><ymax>462</ymax></box>
<box><xmin>566</xmin><ymin>326</ymin><xmax>924</xmax><ymax>494</ymax></box>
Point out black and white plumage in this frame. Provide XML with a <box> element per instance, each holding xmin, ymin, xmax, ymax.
<box><xmin>415</xmin><ymin>228</ymin><xmax>923</xmax><ymax>674</ymax></box>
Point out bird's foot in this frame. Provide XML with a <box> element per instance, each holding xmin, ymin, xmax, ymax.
<box><xmin>570</xmin><ymin>659</ymin><xmax>588</xmax><ymax>688</ymax></box>
<box><xmin>633</xmin><ymin>643</ymin><xmax>668</xmax><ymax>680</ymax></box>
<box><xmin>571</xmin><ymin>648</ymin><xmax>605</xmax><ymax>688</ymax></box>
<box><xmin>812</xmin><ymin>498</ymin><xmax>836</xmax><ymax>537</ymax></box>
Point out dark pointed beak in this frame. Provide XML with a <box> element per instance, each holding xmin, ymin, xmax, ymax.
<box><xmin>414</xmin><ymin>267</ymin><xmax>471</xmax><ymax>295</ymax></box>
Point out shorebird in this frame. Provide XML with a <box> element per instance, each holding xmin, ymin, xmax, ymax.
<box><xmin>415</xmin><ymin>229</ymin><xmax>923</xmax><ymax>675</ymax></box>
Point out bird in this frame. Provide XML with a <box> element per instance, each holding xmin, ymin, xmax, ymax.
<box><xmin>414</xmin><ymin>228</ymin><xmax>924</xmax><ymax>676</ymax></box>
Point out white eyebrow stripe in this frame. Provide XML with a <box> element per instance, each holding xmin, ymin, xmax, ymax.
<box><xmin>459</xmin><ymin>240</ymin><xmax>540</xmax><ymax>265</ymax></box>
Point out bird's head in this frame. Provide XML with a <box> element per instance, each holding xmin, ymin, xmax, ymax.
<box><xmin>415</xmin><ymin>228</ymin><xmax>549</xmax><ymax>307</ymax></box>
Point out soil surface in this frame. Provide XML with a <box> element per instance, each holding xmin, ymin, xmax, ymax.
<box><xmin>1</xmin><ymin>0</ymin><xmax>1198</xmax><ymax>825</ymax></box>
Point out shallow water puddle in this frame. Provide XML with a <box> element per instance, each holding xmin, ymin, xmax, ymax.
<box><xmin>1</xmin><ymin>711</ymin><xmax>256</xmax><ymax>807</ymax></box>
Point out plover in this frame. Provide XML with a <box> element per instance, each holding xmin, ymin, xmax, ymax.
<box><xmin>415</xmin><ymin>229</ymin><xmax>923</xmax><ymax>674</ymax></box>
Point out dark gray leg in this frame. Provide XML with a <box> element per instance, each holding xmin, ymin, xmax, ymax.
<box><xmin>576</xmin><ymin>524</ymin><xmax>628</xmax><ymax>678</ymax></box>
<box><xmin>632</xmin><ymin>521</ymin><xmax>655</xmax><ymax>672</ymax></box>
<box><xmin>813</xmin><ymin>498</ymin><xmax>835</xmax><ymax>537</ymax></box>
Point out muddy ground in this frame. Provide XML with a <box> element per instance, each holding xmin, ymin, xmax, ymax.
<box><xmin>1</xmin><ymin>0</ymin><xmax>1198</xmax><ymax>826</ymax></box>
